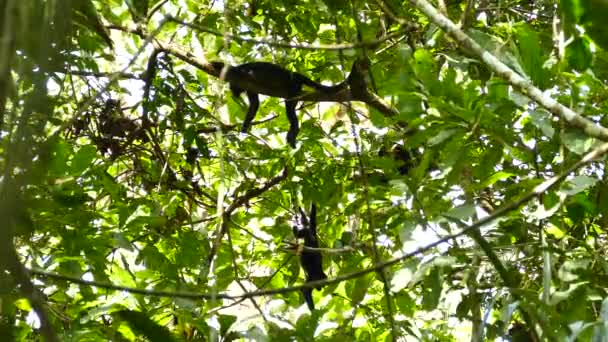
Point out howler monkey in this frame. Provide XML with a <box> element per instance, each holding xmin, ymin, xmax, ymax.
<box><xmin>357</xmin><ymin>143</ymin><xmax>435</xmax><ymax>185</ymax></box>
<box><xmin>293</xmin><ymin>203</ymin><xmax>327</xmax><ymax>310</ymax></box>
<box><xmin>211</xmin><ymin>61</ymin><xmax>339</xmax><ymax>148</ymax></box>
<box><xmin>379</xmin><ymin>144</ymin><xmax>416</xmax><ymax>176</ymax></box>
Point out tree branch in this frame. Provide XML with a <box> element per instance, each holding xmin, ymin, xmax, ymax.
<box><xmin>168</xmin><ymin>16</ymin><xmax>407</xmax><ymax>51</ymax></box>
<box><xmin>408</xmin><ymin>0</ymin><xmax>608</xmax><ymax>141</ymax></box>
<box><xmin>206</xmin><ymin>167</ymin><xmax>289</xmax><ymax>265</ymax></box>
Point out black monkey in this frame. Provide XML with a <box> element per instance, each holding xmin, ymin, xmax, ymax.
<box><xmin>379</xmin><ymin>144</ymin><xmax>416</xmax><ymax>176</ymax></box>
<box><xmin>293</xmin><ymin>203</ymin><xmax>327</xmax><ymax>310</ymax></box>
<box><xmin>211</xmin><ymin>61</ymin><xmax>340</xmax><ymax>148</ymax></box>
<box><xmin>360</xmin><ymin>144</ymin><xmax>435</xmax><ymax>185</ymax></box>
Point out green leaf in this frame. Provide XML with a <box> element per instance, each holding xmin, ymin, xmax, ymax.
<box><xmin>73</xmin><ymin>0</ymin><xmax>114</xmax><ymax>48</ymax></box>
<box><xmin>560</xmin><ymin>175</ymin><xmax>598</xmax><ymax>196</ymax></box>
<box><xmin>421</xmin><ymin>268</ymin><xmax>442</xmax><ymax>310</ymax></box>
<box><xmin>116</xmin><ymin>310</ymin><xmax>177</xmax><ymax>342</ymax></box>
<box><xmin>549</xmin><ymin>282</ymin><xmax>588</xmax><ymax>305</ymax></box>
<box><xmin>478</xmin><ymin>171</ymin><xmax>515</xmax><ymax>189</ymax></box>
<box><xmin>529</xmin><ymin>109</ymin><xmax>555</xmax><ymax>137</ymax></box>
<box><xmin>446</xmin><ymin>204</ymin><xmax>476</xmax><ymax>220</ymax></box>
<box><xmin>515</xmin><ymin>24</ymin><xmax>550</xmax><ymax>88</ymax></box>
<box><xmin>428</xmin><ymin>128</ymin><xmax>461</xmax><ymax>146</ymax></box>
<box><xmin>558</xmin><ymin>259</ymin><xmax>590</xmax><ymax>283</ymax></box>
<box><xmin>218</xmin><ymin>314</ymin><xmax>237</xmax><ymax>338</ymax></box>
<box><xmin>49</xmin><ymin>140</ymin><xmax>71</xmax><ymax>176</ymax></box>
<box><xmin>390</xmin><ymin>267</ymin><xmax>413</xmax><ymax>293</ymax></box>
<box><xmin>593</xmin><ymin>297</ymin><xmax>608</xmax><ymax>340</ymax></box>
<box><xmin>349</xmin><ymin>273</ymin><xmax>372</xmax><ymax>305</ymax></box>
<box><xmin>582</xmin><ymin>0</ymin><xmax>608</xmax><ymax>50</ymax></box>
<box><xmin>561</xmin><ymin>131</ymin><xmax>595</xmax><ymax>155</ymax></box>
<box><xmin>71</xmin><ymin>144</ymin><xmax>97</xmax><ymax>174</ymax></box>
<box><xmin>14</xmin><ymin>299</ymin><xmax>31</xmax><ymax>311</ymax></box>
<box><xmin>565</xmin><ymin>37</ymin><xmax>592</xmax><ymax>71</ymax></box>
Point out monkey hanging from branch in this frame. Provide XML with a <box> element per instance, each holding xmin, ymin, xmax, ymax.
<box><xmin>290</xmin><ymin>203</ymin><xmax>327</xmax><ymax>310</ymax></box>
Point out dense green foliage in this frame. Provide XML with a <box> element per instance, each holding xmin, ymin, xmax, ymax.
<box><xmin>3</xmin><ymin>0</ymin><xmax>608</xmax><ymax>340</ymax></box>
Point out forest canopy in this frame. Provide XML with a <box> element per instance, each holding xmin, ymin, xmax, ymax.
<box><xmin>2</xmin><ymin>0</ymin><xmax>608</xmax><ymax>341</ymax></box>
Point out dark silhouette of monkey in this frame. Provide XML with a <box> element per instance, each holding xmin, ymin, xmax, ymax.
<box><xmin>211</xmin><ymin>61</ymin><xmax>342</xmax><ymax>148</ymax></box>
<box><xmin>293</xmin><ymin>203</ymin><xmax>327</xmax><ymax>310</ymax></box>
<box><xmin>379</xmin><ymin>144</ymin><xmax>416</xmax><ymax>176</ymax></box>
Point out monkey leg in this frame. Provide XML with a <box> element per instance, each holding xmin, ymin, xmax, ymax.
<box><xmin>241</xmin><ymin>92</ymin><xmax>260</xmax><ymax>133</ymax></box>
<box><xmin>285</xmin><ymin>101</ymin><xmax>299</xmax><ymax>148</ymax></box>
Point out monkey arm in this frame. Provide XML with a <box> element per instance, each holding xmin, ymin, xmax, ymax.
<box><xmin>285</xmin><ymin>101</ymin><xmax>298</xmax><ymax>148</ymax></box>
<box><xmin>309</xmin><ymin>203</ymin><xmax>317</xmax><ymax>234</ymax></box>
<box><xmin>240</xmin><ymin>91</ymin><xmax>260</xmax><ymax>134</ymax></box>
<box><xmin>298</xmin><ymin>207</ymin><xmax>309</xmax><ymax>227</ymax></box>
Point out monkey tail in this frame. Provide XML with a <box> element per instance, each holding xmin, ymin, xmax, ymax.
<box><xmin>303</xmin><ymin>288</ymin><xmax>315</xmax><ymax>310</ymax></box>
<box><xmin>294</xmin><ymin>73</ymin><xmax>340</xmax><ymax>92</ymax></box>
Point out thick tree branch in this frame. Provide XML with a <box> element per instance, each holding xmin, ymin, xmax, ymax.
<box><xmin>408</xmin><ymin>0</ymin><xmax>608</xmax><ymax>141</ymax></box>
<box><xmin>168</xmin><ymin>16</ymin><xmax>407</xmax><ymax>51</ymax></box>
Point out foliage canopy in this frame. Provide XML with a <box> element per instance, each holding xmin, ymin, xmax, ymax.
<box><xmin>3</xmin><ymin>0</ymin><xmax>608</xmax><ymax>341</ymax></box>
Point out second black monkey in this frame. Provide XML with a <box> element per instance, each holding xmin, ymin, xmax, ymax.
<box><xmin>293</xmin><ymin>203</ymin><xmax>327</xmax><ymax>310</ymax></box>
<box><xmin>211</xmin><ymin>61</ymin><xmax>339</xmax><ymax>148</ymax></box>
